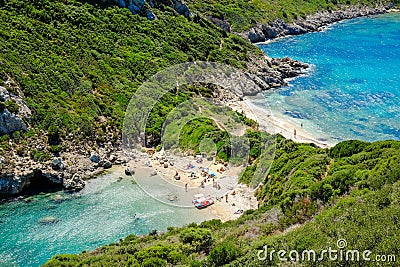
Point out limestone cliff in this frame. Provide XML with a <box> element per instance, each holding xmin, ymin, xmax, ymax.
<box><xmin>0</xmin><ymin>78</ymin><xmax>31</xmax><ymax>135</ymax></box>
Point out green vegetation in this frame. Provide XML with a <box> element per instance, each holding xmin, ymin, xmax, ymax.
<box><xmin>5</xmin><ymin>99</ymin><xmax>19</xmax><ymax>114</ymax></box>
<box><xmin>187</xmin><ymin>0</ymin><xmax>391</xmax><ymax>31</ymax></box>
<box><xmin>30</xmin><ymin>149</ymin><xmax>53</xmax><ymax>162</ymax></box>
<box><xmin>44</xmin><ymin>139</ymin><xmax>400</xmax><ymax>266</ymax></box>
<box><xmin>0</xmin><ymin>0</ymin><xmax>260</xmax><ymax>142</ymax></box>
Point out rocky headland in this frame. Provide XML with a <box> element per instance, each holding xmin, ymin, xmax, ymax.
<box><xmin>0</xmin><ymin>130</ymin><xmax>129</xmax><ymax>199</ymax></box>
<box><xmin>238</xmin><ymin>5</ymin><xmax>391</xmax><ymax>43</ymax></box>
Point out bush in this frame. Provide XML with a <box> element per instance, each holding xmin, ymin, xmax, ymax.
<box><xmin>49</xmin><ymin>145</ymin><xmax>63</xmax><ymax>154</ymax></box>
<box><xmin>30</xmin><ymin>149</ymin><xmax>52</xmax><ymax>162</ymax></box>
<box><xmin>179</xmin><ymin>227</ymin><xmax>212</xmax><ymax>252</ymax></box>
<box><xmin>330</xmin><ymin>140</ymin><xmax>368</xmax><ymax>158</ymax></box>
<box><xmin>142</xmin><ymin>257</ymin><xmax>167</xmax><ymax>267</ymax></box>
<box><xmin>5</xmin><ymin>99</ymin><xmax>19</xmax><ymax>114</ymax></box>
<box><xmin>208</xmin><ymin>241</ymin><xmax>238</xmax><ymax>266</ymax></box>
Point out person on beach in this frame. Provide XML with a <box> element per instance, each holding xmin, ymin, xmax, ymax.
<box><xmin>294</xmin><ymin>128</ymin><xmax>297</xmax><ymax>139</ymax></box>
<box><xmin>185</xmin><ymin>183</ymin><xmax>188</xmax><ymax>192</ymax></box>
<box><xmin>225</xmin><ymin>193</ymin><xmax>228</xmax><ymax>203</ymax></box>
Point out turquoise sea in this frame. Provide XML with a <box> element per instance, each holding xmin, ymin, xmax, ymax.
<box><xmin>257</xmin><ymin>13</ymin><xmax>400</xmax><ymax>144</ymax></box>
<box><xmin>0</xmin><ymin>168</ymin><xmax>211</xmax><ymax>267</ymax></box>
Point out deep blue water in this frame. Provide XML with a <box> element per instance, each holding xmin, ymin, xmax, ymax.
<box><xmin>257</xmin><ymin>13</ymin><xmax>400</xmax><ymax>144</ymax></box>
<box><xmin>0</xmin><ymin>169</ymin><xmax>210</xmax><ymax>267</ymax></box>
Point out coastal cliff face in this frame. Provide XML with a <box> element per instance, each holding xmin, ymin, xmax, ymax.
<box><xmin>102</xmin><ymin>0</ymin><xmax>191</xmax><ymax>19</ymax></box>
<box><xmin>239</xmin><ymin>6</ymin><xmax>390</xmax><ymax>42</ymax></box>
<box><xmin>0</xmin><ymin>78</ymin><xmax>129</xmax><ymax>198</ymax></box>
<box><xmin>0</xmin><ymin>128</ymin><xmax>130</xmax><ymax>198</ymax></box>
<box><xmin>0</xmin><ymin>78</ymin><xmax>31</xmax><ymax>135</ymax></box>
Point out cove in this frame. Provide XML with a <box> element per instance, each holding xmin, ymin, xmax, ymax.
<box><xmin>0</xmin><ymin>167</ymin><xmax>212</xmax><ymax>267</ymax></box>
<box><xmin>256</xmin><ymin>13</ymin><xmax>400</xmax><ymax>144</ymax></box>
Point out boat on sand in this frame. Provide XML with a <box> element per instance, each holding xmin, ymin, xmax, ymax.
<box><xmin>192</xmin><ymin>193</ymin><xmax>214</xmax><ymax>209</ymax></box>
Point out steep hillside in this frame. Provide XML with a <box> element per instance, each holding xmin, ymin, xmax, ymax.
<box><xmin>0</xmin><ymin>0</ymin><xmax>257</xmax><ymax>137</ymax></box>
<box><xmin>0</xmin><ymin>0</ymin><xmax>310</xmax><ymax>197</ymax></box>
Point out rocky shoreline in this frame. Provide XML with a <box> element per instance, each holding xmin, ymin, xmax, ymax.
<box><xmin>0</xmin><ymin>59</ymin><xmax>308</xmax><ymax>199</ymax></box>
<box><xmin>238</xmin><ymin>5</ymin><xmax>391</xmax><ymax>43</ymax></box>
<box><xmin>0</xmin><ymin>131</ymin><xmax>129</xmax><ymax>200</ymax></box>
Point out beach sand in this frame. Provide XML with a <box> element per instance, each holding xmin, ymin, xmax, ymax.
<box><xmin>226</xmin><ymin>97</ymin><xmax>333</xmax><ymax>148</ymax></box>
<box><xmin>122</xmin><ymin>151</ymin><xmax>258</xmax><ymax>222</ymax></box>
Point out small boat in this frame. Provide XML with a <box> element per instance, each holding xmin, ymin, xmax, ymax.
<box><xmin>192</xmin><ymin>194</ymin><xmax>214</xmax><ymax>209</ymax></box>
<box><xmin>168</xmin><ymin>194</ymin><xmax>178</xmax><ymax>202</ymax></box>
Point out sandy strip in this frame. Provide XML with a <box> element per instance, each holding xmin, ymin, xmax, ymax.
<box><xmin>226</xmin><ymin>98</ymin><xmax>333</xmax><ymax>148</ymax></box>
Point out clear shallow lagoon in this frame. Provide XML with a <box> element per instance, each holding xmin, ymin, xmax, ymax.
<box><xmin>0</xmin><ymin>168</ymin><xmax>211</xmax><ymax>267</ymax></box>
<box><xmin>257</xmin><ymin>13</ymin><xmax>400</xmax><ymax>144</ymax></box>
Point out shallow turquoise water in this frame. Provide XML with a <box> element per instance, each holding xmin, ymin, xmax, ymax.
<box><xmin>257</xmin><ymin>13</ymin><xmax>400</xmax><ymax>144</ymax></box>
<box><xmin>0</xmin><ymin>169</ymin><xmax>211</xmax><ymax>267</ymax></box>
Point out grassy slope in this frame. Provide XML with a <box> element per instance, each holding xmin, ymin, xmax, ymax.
<box><xmin>187</xmin><ymin>0</ymin><xmax>391</xmax><ymax>31</ymax></box>
<box><xmin>44</xmin><ymin>139</ymin><xmax>400</xmax><ymax>266</ymax></box>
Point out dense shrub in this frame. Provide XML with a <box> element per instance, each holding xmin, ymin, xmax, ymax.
<box><xmin>208</xmin><ymin>241</ymin><xmax>238</xmax><ymax>266</ymax></box>
<box><xmin>330</xmin><ymin>140</ymin><xmax>368</xmax><ymax>158</ymax></box>
<box><xmin>179</xmin><ymin>227</ymin><xmax>213</xmax><ymax>252</ymax></box>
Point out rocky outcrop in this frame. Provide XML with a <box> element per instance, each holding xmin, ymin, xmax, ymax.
<box><xmin>0</xmin><ymin>169</ymin><xmax>63</xmax><ymax>196</ymax></box>
<box><xmin>0</xmin><ymin>78</ymin><xmax>31</xmax><ymax>135</ymax></box>
<box><xmin>206</xmin><ymin>16</ymin><xmax>231</xmax><ymax>32</ymax></box>
<box><xmin>0</xmin><ymin>125</ymin><xmax>129</xmax><ymax>198</ymax></box>
<box><xmin>63</xmin><ymin>174</ymin><xmax>85</xmax><ymax>191</ymax></box>
<box><xmin>0</xmin><ymin>110</ymin><xmax>28</xmax><ymax>134</ymax></box>
<box><xmin>239</xmin><ymin>5</ymin><xmax>390</xmax><ymax>43</ymax></box>
<box><xmin>206</xmin><ymin>55</ymin><xmax>308</xmax><ymax>106</ymax></box>
<box><xmin>103</xmin><ymin>0</ymin><xmax>191</xmax><ymax>19</ymax></box>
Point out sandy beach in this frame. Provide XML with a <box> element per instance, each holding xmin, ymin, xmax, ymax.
<box><xmin>226</xmin><ymin>97</ymin><xmax>333</xmax><ymax>148</ymax></box>
<box><xmin>123</xmin><ymin>151</ymin><xmax>258</xmax><ymax>222</ymax></box>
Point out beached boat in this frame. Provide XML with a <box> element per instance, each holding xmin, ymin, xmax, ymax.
<box><xmin>192</xmin><ymin>194</ymin><xmax>214</xmax><ymax>209</ymax></box>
